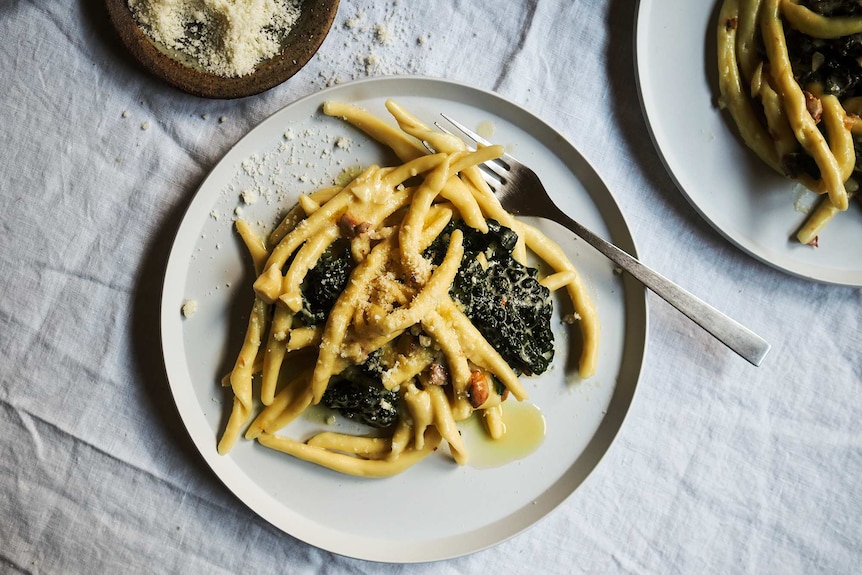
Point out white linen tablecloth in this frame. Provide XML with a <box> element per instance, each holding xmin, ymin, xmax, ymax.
<box><xmin>1</xmin><ymin>1</ymin><xmax>860</xmax><ymax>573</ymax></box>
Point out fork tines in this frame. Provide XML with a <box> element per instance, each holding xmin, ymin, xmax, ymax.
<box><xmin>434</xmin><ymin>115</ymin><xmax>511</xmax><ymax>189</ymax></box>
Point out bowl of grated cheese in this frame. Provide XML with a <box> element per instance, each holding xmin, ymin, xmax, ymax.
<box><xmin>106</xmin><ymin>0</ymin><xmax>339</xmax><ymax>99</ymax></box>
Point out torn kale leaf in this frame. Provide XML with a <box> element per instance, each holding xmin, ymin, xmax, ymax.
<box><xmin>801</xmin><ymin>0</ymin><xmax>862</xmax><ymax>17</ymax></box>
<box><xmin>786</xmin><ymin>27</ymin><xmax>862</xmax><ymax>99</ymax></box>
<box><xmin>426</xmin><ymin>219</ymin><xmax>555</xmax><ymax>376</ymax></box>
<box><xmin>300</xmin><ymin>245</ymin><xmax>399</xmax><ymax>428</ymax></box>
<box><xmin>312</xmin><ymin>218</ymin><xmax>555</xmax><ymax>429</ymax></box>
<box><xmin>297</xmin><ymin>242</ymin><xmax>354</xmax><ymax>326</ymax></box>
<box><xmin>321</xmin><ymin>349</ymin><xmax>400</xmax><ymax>428</ymax></box>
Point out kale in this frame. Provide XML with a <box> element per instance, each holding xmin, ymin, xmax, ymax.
<box><xmin>426</xmin><ymin>219</ymin><xmax>555</xmax><ymax>376</ymax></box>
<box><xmin>300</xmin><ymin>244</ymin><xmax>398</xmax><ymax>428</ymax></box>
<box><xmin>786</xmin><ymin>27</ymin><xmax>862</xmax><ymax>99</ymax></box>
<box><xmin>297</xmin><ymin>242</ymin><xmax>354</xmax><ymax>326</ymax></box>
<box><xmin>778</xmin><ymin>6</ymin><xmax>862</xmax><ymax>178</ymax></box>
<box><xmin>801</xmin><ymin>0</ymin><xmax>862</xmax><ymax>16</ymax></box>
<box><xmin>321</xmin><ymin>349</ymin><xmax>400</xmax><ymax>428</ymax></box>
<box><xmin>786</xmin><ymin>2</ymin><xmax>862</xmax><ymax>97</ymax></box>
<box><xmin>315</xmin><ymin>219</ymin><xmax>556</xmax><ymax>428</ymax></box>
<box><xmin>782</xmin><ymin>150</ymin><xmax>822</xmax><ymax>180</ymax></box>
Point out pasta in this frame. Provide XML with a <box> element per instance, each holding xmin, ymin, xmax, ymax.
<box><xmin>717</xmin><ymin>0</ymin><xmax>862</xmax><ymax>245</ymax></box>
<box><xmin>216</xmin><ymin>99</ymin><xmax>600</xmax><ymax>476</ymax></box>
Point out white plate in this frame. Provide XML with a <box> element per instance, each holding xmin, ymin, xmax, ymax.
<box><xmin>160</xmin><ymin>76</ymin><xmax>647</xmax><ymax>562</ymax></box>
<box><xmin>635</xmin><ymin>0</ymin><xmax>862</xmax><ymax>286</ymax></box>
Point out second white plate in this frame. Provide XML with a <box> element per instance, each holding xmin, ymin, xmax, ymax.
<box><xmin>636</xmin><ymin>0</ymin><xmax>862</xmax><ymax>286</ymax></box>
<box><xmin>160</xmin><ymin>76</ymin><xmax>647</xmax><ymax>562</ymax></box>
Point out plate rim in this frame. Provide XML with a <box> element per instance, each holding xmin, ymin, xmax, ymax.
<box><xmin>159</xmin><ymin>75</ymin><xmax>648</xmax><ymax>562</ymax></box>
<box><xmin>634</xmin><ymin>0</ymin><xmax>862</xmax><ymax>287</ymax></box>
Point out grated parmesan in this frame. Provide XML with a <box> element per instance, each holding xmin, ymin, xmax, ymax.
<box><xmin>127</xmin><ymin>0</ymin><xmax>302</xmax><ymax>78</ymax></box>
<box><xmin>181</xmin><ymin>299</ymin><xmax>198</xmax><ymax>317</ymax></box>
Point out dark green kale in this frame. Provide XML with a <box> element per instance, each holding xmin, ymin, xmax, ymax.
<box><xmin>426</xmin><ymin>219</ymin><xmax>555</xmax><ymax>376</ymax></box>
<box><xmin>312</xmin><ymin>219</ymin><xmax>555</xmax><ymax>428</ymax></box>
<box><xmin>777</xmin><ymin>5</ymin><xmax>862</xmax><ymax>178</ymax></box>
<box><xmin>786</xmin><ymin>27</ymin><xmax>862</xmax><ymax>100</ymax></box>
<box><xmin>321</xmin><ymin>349</ymin><xmax>400</xmax><ymax>428</ymax></box>
<box><xmin>782</xmin><ymin>149</ymin><xmax>822</xmax><ymax>180</ymax></box>
<box><xmin>299</xmin><ymin>244</ymin><xmax>398</xmax><ymax>427</ymax></box>
<box><xmin>297</xmin><ymin>242</ymin><xmax>354</xmax><ymax>326</ymax></box>
<box><xmin>786</xmin><ymin>2</ymin><xmax>862</xmax><ymax>98</ymax></box>
<box><xmin>801</xmin><ymin>0</ymin><xmax>862</xmax><ymax>16</ymax></box>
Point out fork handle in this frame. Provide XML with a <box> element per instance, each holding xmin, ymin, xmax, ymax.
<box><xmin>551</xmin><ymin>210</ymin><xmax>771</xmax><ymax>366</ymax></box>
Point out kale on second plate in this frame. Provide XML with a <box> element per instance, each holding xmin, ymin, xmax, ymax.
<box><xmin>776</xmin><ymin>4</ymin><xmax>862</xmax><ymax>179</ymax></box>
<box><xmin>800</xmin><ymin>0</ymin><xmax>862</xmax><ymax>17</ymax></box>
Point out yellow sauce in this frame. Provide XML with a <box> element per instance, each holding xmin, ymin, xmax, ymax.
<box><xmin>304</xmin><ymin>399</ymin><xmax>546</xmax><ymax>469</ymax></box>
<box><xmin>335</xmin><ymin>165</ymin><xmax>365</xmax><ymax>187</ymax></box>
<box><xmin>460</xmin><ymin>401</ymin><xmax>546</xmax><ymax>469</ymax></box>
<box><xmin>476</xmin><ymin>120</ymin><xmax>496</xmax><ymax>140</ymax></box>
<box><xmin>302</xmin><ymin>403</ymin><xmax>338</xmax><ymax>426</ymax></box>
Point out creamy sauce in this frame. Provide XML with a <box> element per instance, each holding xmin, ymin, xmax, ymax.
<box><xmin>460</xmin><ymin>401</ymin><xmax>546</xmax><ymax>469</ymax></box>
<box><xmin>476</xmin><ymin>120</ymin><xmax>496</xmax><ymax>140</ymax></box>
<box><xmin>335</xmin><ymin>165</ymin><xmax>365</xmax><ymax>187</ymax></box>
<box><xmin>305</xmin><ymin>400</ymin><xmax>546</xmax><ymax>469</ymax></box>
<box><xmin>302</xmin><ymin>403</ymin><xmax>338</xmax><ymax>426</ymax></box>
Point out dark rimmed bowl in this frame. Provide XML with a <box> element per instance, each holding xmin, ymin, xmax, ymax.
<box><xmin>105</xmin><ymin>0</ymin><xmax>340</xmax><ymax>99</ymax></box>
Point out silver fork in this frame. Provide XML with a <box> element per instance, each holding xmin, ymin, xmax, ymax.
<box><xmin>439</xmin><ymin>113</ymin><xmax>771</xmax><ymax>367</ymax></box>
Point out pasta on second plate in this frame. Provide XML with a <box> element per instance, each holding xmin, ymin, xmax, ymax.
<box><xmin>215</xmin><ymin>99</ymin><xmax>599</xmax><ymax>477</ymax></box>
<box><xmin>717</xmin><ymin>0</ymin><xmax>862</xmax><ymax>245</ymax></box>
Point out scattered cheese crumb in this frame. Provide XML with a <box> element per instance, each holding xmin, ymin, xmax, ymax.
<box><xmin>240</xmin><ymin>188</ymin><xmax>258</xmax><ymax>204</ymax></box>
<box><xmin>344</xmin><ymin>13</ymin><xmax>364</xmax><ymax>29</ymax></box>
<box><xmin>375</xmin><ymin>23</ymin><xmax>391</xmax><ymax>45</ymax></box>
<box><xmin>364</xmin><ymin>53</ymin><xmax>378</xmax><ymax>73</ymax></box>
<box><xmin>141</xmin><ymin>121</ymin><xmax>150</xmax><ymax>130</ymax></box>
<box><xmin>562</xmin><ymin>313</ymin><xmax>582</xmax><ymax>324</ymax></box>
<box><xmin>181</xmin><ymin>299</ymin><xmax>198</xmax><ymax>318</ymax></box>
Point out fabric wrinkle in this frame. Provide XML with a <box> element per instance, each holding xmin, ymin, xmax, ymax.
<box><xmin>493</xmin><ymin>0</ymin><xmax>539</xmax><ymax>92</ymax></box>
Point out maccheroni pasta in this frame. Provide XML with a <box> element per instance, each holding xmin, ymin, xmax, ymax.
<box><xmin>216</xmin><ymin>99</ymin><xmax>600</xmax><ymax>477</ymax></box>
<box><xmin>717</xmin><ymin>0</ymin><xmax>862</xmax><ymax>245</ymax></box>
